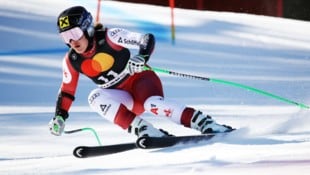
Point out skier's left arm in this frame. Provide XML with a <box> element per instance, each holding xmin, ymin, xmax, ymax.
<box><xmin>106</xmin><ymin>28</ymin><xmax>155</xmax><ymax>74</ymax></box>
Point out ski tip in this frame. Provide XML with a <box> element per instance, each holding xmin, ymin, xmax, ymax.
<box><xmin>73</xmin><ymin>146</ymin><xmax>86</xmax><ymax>158</ymax></box>
<box><xmin>136</xmin><ymin>136</ymin><xmax>148</xmax><ymax>149</ymax></box>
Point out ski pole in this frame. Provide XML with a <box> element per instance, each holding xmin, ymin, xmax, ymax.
<box><xmin>144</xmin><ymin>66</ymin><xmax>309</xmax><ymax>109</ymax></box>
<box><xmin>64</xmin><ymin>127</ymin><xmax>102</xmax><ymax>145</ymax></box>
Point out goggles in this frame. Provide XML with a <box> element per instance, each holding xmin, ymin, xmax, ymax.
<box><xmin>60</xmin><ymin>27</ymin><xmax>84</xmax><ymax>44</ymax></box>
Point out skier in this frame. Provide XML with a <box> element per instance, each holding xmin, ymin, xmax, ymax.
<box><xmin>48</xmin><ymin>6</ymin><xmax>234</xmax><ymax>138</ymax></box>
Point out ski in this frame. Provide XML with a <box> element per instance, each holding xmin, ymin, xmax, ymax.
<box><xmin>73</xmin><ymin>134</ymin><xmax>216</xmax><ymax>158</ymax></box>
<box><xmin>136</xmin><ymin>134</ymin><xmax>215</xmax><ymax>149</ymax></box>
<box><xmin>73</xmin><ymin>142</ymin><xmax>137</xmax><ymax>158</ymax></box>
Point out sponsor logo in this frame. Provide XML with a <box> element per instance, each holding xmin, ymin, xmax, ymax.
<box><xmin>100</xmin><ymin>104</ymin><xmax>111</xmax><ymax>115</ymax></box>
<box><xmin>63</xmin><ymin>61</ymin><xmax>72</xmax><ymax>84</ymax></box>
<box><xmin>164</xmin><ymin>109</ymin><xmax>173</xmax><ymax>117</ymax></box>
<box><xmin>151</xmin><ymin>108</ymin><xmax>159</xmax><ymax>115</ymax></box>
<box><xmin>117</xmin><ymin>37</ymin><xmax>139</xmax><ymax>46</ymax></box>
<box><xmin>81</xmin><ymin>53</ymin><xmax>115</xmax><ymax>77</ymax></box>
<box><xmin>59</xmin><ymin>16</ymin><xmax>70</xmax><ymax>29</ymax></box>
<box><xmin>88</xmin><ymin>92</ymin><xmax>100</xmax><ymax>104</ymax></box>
<box><xmin>150</xmin><ymin>104</ymin><xmax>159</xmax><ymax>115</ymax></box>
<box><xmin>150</xmin><ymin>103</ymin><xmax>173</xmax><ymax>117</ymax></box>
<box><xmin>72</xmin><ymin>53</ymin><xmax>77</xmax><ymax>61</ymax></box>
<box><xmin>110</xmin><ymin>28</ymin><xmax>122</xmax><ymax>37</ymax></box>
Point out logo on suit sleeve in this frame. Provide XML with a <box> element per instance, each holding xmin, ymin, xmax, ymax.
<box><xmin>62</xmin><ymin>59</ymin><xmax>72</xmax><ymax>84</ymax></box>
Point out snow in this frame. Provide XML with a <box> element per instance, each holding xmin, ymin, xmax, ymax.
<box><xmin>1</xmin><ymin>0</ymin><xmax>310</xmax><ymax>174</ymax></box>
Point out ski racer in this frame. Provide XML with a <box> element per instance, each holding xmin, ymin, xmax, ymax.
<box><xmin>48</xmin><ymin>6</ymin><xmax>234</xmax><ymax>137</ymax></box>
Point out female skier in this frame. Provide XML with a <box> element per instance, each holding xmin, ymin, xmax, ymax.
<box><xmin>49</xmin><ymin>6</ymin><xmax>233</xmax><ymax>137</ymax></box>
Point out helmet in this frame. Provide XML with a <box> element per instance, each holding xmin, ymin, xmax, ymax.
<box><xmin>57</xmin><ymin>6</ymin><xmax>94</xmax><ymax>37</ymax></box>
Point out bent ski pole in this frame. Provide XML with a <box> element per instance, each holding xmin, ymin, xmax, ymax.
<box><xmin>64</xmin><ymin>127</ymin><xmax>102</xmax><ymax>145</ymax></box>
<box><xmin>144</xmin><ymin>66</ymin><xmax>309</xmax><ymax>109</ymax></box>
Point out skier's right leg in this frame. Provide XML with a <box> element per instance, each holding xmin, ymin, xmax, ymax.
<box><xmin>88</xmin><ymin>88</ymin><xmax>169</xmax><ymax>137</ymax></box>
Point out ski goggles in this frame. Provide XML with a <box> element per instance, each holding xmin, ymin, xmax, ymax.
<box><xmin>60</xmin><ymin>27</ymin><xmax>84</xmax><ymax>44</ymax></box>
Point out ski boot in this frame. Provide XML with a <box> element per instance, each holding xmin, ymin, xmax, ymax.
<box><xmin>191</xmin><ymin>111</ymin><xmax>234</xmax><ymax>134</ymax></box>
<box><xmin>128</xmin><ymin>117</ymin><xmax>172</xmax><ymax>137</ymax></box>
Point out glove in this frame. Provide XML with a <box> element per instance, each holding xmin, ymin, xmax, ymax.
<box><xmin>127</xmin><ymin>55</ymin><xmax>145</xmax><ymax>75</ymax></box>
<box><xmin>48</xmin><ymin>115</ymin><xmax>65</xmax><ymax>136</ymax></box>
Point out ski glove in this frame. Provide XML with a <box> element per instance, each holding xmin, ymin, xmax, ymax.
<box><xmin>48</xmin><ymin>115</ymin><xmax>65</xmax><ymax>136</ymax></box>
<box><xmin>127</xmin><ymin>55</ymin><xmax>145</xmax><ymax>75</ymax></box>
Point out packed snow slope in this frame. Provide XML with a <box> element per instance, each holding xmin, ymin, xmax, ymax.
<box><xmin>0</xmin><ymin>0</ymin><xmax>310</xmax><ymax>174</ymax></box>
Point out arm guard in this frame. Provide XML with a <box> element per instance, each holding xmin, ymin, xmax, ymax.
<box><xmin>139</xmin><ymin>33</ymin><xmax>155</xmax><ymax>62</ymax></box>
<box><xmin>55</xmin><ymin>91</ymin><xmax>75</xmax><ymax>120</ymax></box>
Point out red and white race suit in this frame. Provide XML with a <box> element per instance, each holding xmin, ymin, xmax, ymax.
<box><xmin>55</xmin><ymin>26</ymin><xmax>195</xmax><ymax>129</ymax></box>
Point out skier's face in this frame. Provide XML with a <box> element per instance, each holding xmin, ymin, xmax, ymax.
<box><xmin>60</xmin><ymin>27</ymin><xmax>89</xmax><ymax>53</ymax></box>
<box><xmin>68</xmin><ymin>35</ymin><xmax>88</xmax><ymax>54</ymax></box>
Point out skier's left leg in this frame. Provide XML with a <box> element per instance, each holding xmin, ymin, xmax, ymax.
<box><xmin>144</xmin><ymin>96</ymin><xmax>234</xmax><ymax>134</ymax></box>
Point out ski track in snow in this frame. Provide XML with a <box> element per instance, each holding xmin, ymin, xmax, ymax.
<box><xmin>0</xmin><ymin>0</ymin><xmax>310</xmax><ymax>174</ymax></box>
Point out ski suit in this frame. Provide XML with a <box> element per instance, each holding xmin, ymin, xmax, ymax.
<box><xmin>55</xmin><ymin>26</ymin><xmax>196</xmax><ymax>130</ymax></box>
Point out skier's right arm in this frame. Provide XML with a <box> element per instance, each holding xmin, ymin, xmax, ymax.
<box><xmin>49</xmin><ymin>54</ymin><xmax>79</xmax><ymax>136</ymax></box>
